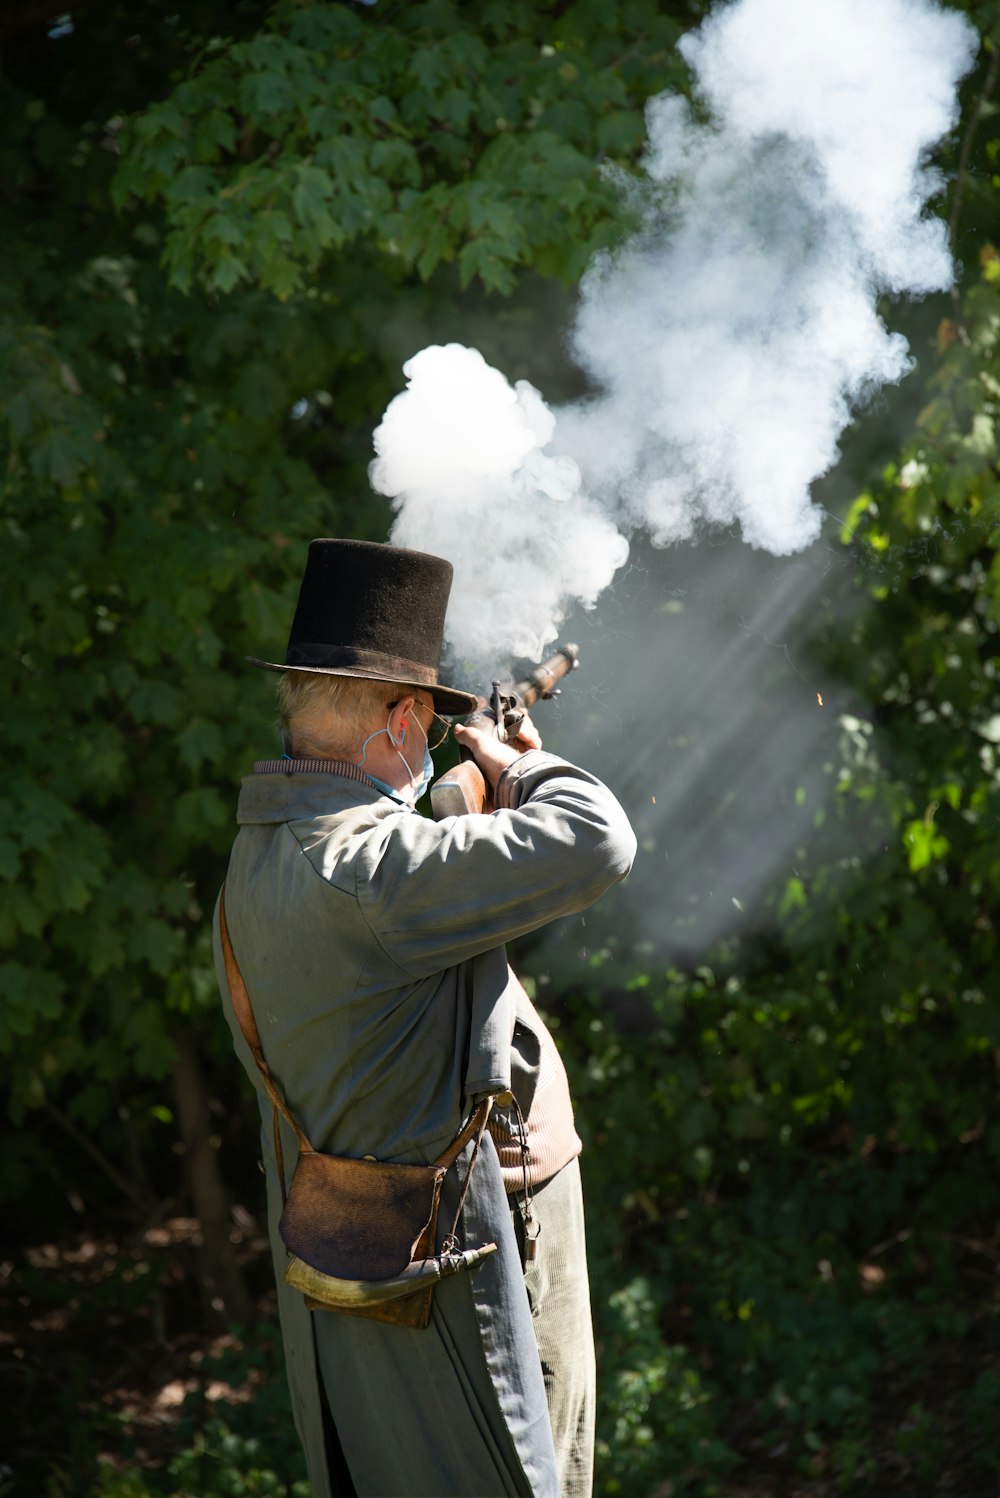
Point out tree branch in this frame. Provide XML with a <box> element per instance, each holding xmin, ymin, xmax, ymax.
<box><xmin>44</xmin><ymin>1098</ymin><xmax>150</xmax><ymax>1212</ymax></box>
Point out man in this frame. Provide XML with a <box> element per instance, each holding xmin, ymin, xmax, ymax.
<box><xmin>213</xmin><ymin>538</ymin><xmax>636</xmax><ymax>1497</ymax></box>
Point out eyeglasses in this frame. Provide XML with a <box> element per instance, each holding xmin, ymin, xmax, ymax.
<box><xmin>388</xmin><ymin>699</ymin><xmax>453</xmax><ymax>751</ymax></box>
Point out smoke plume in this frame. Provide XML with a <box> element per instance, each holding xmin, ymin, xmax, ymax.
<box><xmin>370</xmin><ymin>344</ymin><xmax>628</xmax><ymax>666</ymax></box>
<box><xmin>370</xmin><ymin>0</ymin><xmax>977</xmax><ymax>675</ymax></box>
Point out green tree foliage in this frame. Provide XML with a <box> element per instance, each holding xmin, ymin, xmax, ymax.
<box><xmin>111</xmin><ymin>1</ymin><xmax>686</xmax><ymax>296</ymax></box>
<box><xmin>3</xmin><ymin>0</ymin><xmax>1000</xmax><ymax>1492</ymax></box>
<box><xmin>1</xmin><ymin>41</ymin><xmax>322</xmax><ymax>1196</ymax></box>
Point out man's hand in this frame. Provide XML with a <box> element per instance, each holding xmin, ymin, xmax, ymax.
<box><xmin>453</xmin><ymin>712</ymin><xmax>542</xmax><ymax>792</ymax></box>
<box><xmin>509</xmin><ymin>709</ymin><xmax>542</xmax><ymax>754</ymax></box>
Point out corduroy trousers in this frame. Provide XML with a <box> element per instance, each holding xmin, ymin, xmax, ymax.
<box><xmin>513</xmin><ymin>1157</ymin><xmax>596</xmax><ymax>1498</ymax></box>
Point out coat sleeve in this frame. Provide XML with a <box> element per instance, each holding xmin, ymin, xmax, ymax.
<box><xmin>346</xmin><ymin>751</ymin><xmax>637</xmax><ymax>979</ymax></box>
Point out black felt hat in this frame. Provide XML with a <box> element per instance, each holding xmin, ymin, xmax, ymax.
<box><xmin>246</xmin><ymin>538</ymin><xmax>479</xmax><ymax>715</ymax></box>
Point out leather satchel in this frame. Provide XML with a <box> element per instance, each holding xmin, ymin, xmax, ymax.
<box><xmin>219</xmin><ymin>886</ymin><xmax>496</xmax><ymax>1329</ymax></box>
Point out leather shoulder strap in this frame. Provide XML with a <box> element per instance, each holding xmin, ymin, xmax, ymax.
<box><xmin>432</xmin><ymin>1097</ymin><xmax>493</xmax><ymax>1171</ymax></box>
<box><xmin>218</xmin><ymin>884</ymin><xmax>313</xmax><ymax>1156</ymax></box>
<box><xmin>219</xmin><ymin>885</ymin><xmax>496</xmax><ymax>1193</ymax></box>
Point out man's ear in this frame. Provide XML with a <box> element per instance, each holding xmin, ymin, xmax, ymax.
<box><xmin>387</xmin><ymin>695</ymin><xmax>416</xmax><ymax>746</ymax></box>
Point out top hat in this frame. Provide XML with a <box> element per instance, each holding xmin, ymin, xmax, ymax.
<box><xmin>246</xmin><ymin>538</ymin><xmax>479</xmax><ymax>716</ymax></box>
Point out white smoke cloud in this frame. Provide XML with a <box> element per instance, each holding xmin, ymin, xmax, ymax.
<box><xmin>370</xmin><ymin>0</ymin><xmax>977</xmax><ymax>670</ymax></box>
<box><xmin>370</xmin><ymin>344</ymin><xmax>629</xmax><ymax>668</ymax></box>
<box><xmin>561</xmin><ymin>0</ymin><xmax>977</xmax><ymax>557</ymax></box>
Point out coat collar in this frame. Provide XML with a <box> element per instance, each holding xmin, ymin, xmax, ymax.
<box><xmin>236</xmin><ymin>765</ymin><xmax>414</xmax><ymax>826</ymax></box>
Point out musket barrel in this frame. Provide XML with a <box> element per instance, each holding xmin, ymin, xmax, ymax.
<box><xmin>514</xmin><ymin>643</ymin><xmax>579</xmax><ymax>708</ymax></box>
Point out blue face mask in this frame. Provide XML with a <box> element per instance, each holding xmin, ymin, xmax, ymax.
<box><xmin>412</xmin><ymin>741</ymin><xmax>435</xmax><ymax>801</ymax></box>
<box><xmin>359</xmin><ymin>713</ymin><xmax>434</xmax><ymax>806</ymax></box>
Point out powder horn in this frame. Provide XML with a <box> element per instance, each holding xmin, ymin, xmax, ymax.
<box><xmin>283</xmin><ymin>1241</ymin><xmax>498</xmax><ymax>1309</ymax></box>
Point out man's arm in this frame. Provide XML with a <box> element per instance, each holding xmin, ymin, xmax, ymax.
<box><xmin>347</xmin><ymin>747</ymin><xmax>637</xmax><ymax>979</ymax></box>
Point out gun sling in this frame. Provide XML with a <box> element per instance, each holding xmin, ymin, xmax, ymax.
<box><xmin>218</xmin><ymin>885</ymin><xmax>496</xmax><ymax>1329</ymax></box>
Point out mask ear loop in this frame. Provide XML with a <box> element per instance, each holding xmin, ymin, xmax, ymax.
<box><xmin>390</xmin><ymin>713</ymin><xmax>428</xmax><ymax>799</ymax></box>
<box><xmin>358</xmin><ymin>723</ymin><xmax>388</xmax><ymax>766</ymax></box>
<box><xmin>359</xmin><ymin>710</ymin><xmax>421</xmax><ymax>789</ymax></box>
<box><xmin>359</xmin><ymin>703</ymin><xmax>409</xmax><ymax>763</ymax></box>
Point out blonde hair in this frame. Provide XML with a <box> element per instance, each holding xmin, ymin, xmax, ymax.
<box><xmin>276</xmin><ymin>671</ymin><xmax>412</xmax><ymax>760</ymax></box>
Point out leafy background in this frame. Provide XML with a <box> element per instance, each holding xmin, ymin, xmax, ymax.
<box><xmin>1</xmin><ymin>1</ymin><xmax>999</xmax><ymax>1494</ymax></box>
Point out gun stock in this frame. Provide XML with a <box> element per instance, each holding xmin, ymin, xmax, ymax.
<box><xmin>429</xmin><ymin>760</ymin><xmax>491</xmax><ymax>819</ymax></box>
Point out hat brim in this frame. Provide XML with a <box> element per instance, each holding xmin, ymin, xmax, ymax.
<box><xmin>245</xmin><ymin>657</ymin><xmax>480</xmax><ymax>716</ymax></box>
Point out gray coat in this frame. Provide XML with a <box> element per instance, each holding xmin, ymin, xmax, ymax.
<box><xmin>213</xmin><ymin>749</ymin><xmax>636</xmax><ymax>1497</ymax></box>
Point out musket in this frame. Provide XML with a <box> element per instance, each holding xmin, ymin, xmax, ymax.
<box><xmin>429</xmin><ymin>643</ymin><xmax>580</xmax><ymax>820</ymax></box>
